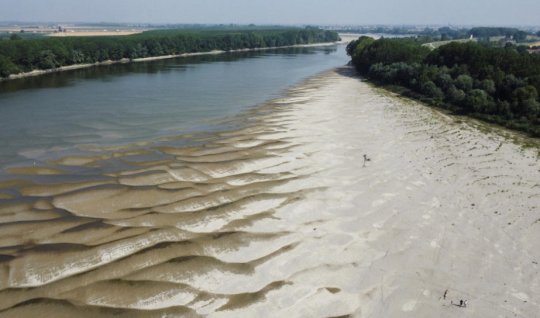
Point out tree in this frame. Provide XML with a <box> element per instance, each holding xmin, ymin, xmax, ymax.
<box><xmin>0</xmin><ymin>55</ymin><xmax>20</xmax><ymax>77</ymax></box>
<box><xmin>421</xmin><ymin>80</ymin><xmax>444</xmax><ymax>100</ymax></box>
<box><xmin>455</xmin><ymin>74</ymin><xmax>474</xmax><ymax>92</ymax></box>
<box><xmin>500</xmin><ymin>74</ymin><xmax>525</xmax><ymax>100</ymax></box>
<box><xmin>465</xmin><ymin>89</ymin><xmax>494</xmax><ymax>113</ymax></box>
<box><xmin>435</xmin><ymin>72</ymin><xmax>453</xmax><ymax>91</ymax></box>
<box><xmin>513</xmin><ymin>31</ymin><xmax>528</xmax><ymax>42</ymax></box>
<box><xmin>347</xmin><ymin>34</ymin><xmax>540</xmax><ymax>136</ymax></box>
<box><xmin>511</xmin><ymin>86</ymin><xmax>540</xmax><ymax>116</ymax></box>
<box><xmin>497</xmin><ymin>100</ymin><xmax>512</xmax><ymax>118</ymax></box>
<box><xmin>71</xmin><ymin>50</ymin><xmax>85</xmax><ymax>64</ymax></box>
<box><xmin>446</xmin><ymin>85</ymin><xmax>466</xmax><ymax>105</ymax></box>
<box><xmin>37</xmin><ymin>50</ymin><xmax>58</xmax><ymax>69</ymax></box>
<box><xmin>480</xmin><ymin>79</ymin><xmax>496</xmax><ymax>94</ymax></box>
<box><xmin>9</xmin><ymin>34</ymin><xmax>21</xmax><ymax>41</ymax></box>
<box><xmin>0</xmin><ymin>28</ymin><xmax>339</xmax><ymax>78</ymax></box>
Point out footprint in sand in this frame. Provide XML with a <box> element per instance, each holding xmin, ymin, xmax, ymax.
<box><xmin>402</xmin><ymin>300</ymin><xmax>417</xmax><ymax>312</ymax></box>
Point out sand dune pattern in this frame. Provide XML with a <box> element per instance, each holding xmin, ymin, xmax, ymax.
<box><xmin>0</xmin><ymin>68</ymin><xmax>539</xmax><ymax>317</ymax></box>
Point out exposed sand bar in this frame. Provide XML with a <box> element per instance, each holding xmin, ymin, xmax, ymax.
<box><xmin>2</xmin><ymin>40</ymin><xmax>346</xmax><ymax>82</ymax></box>
<box><xmin>47</xmin><ymin>31</ymin><xmax>143</xmax><ymax>37</ymax></box>
<box><xmin>0</xmin><ymin>68</ymin><xmax>538</xmax><ymax>317</ymax></box>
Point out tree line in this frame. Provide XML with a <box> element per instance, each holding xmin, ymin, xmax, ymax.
<box><xmin>469</xmin><ymin>27</ymin><xmax>529</xmax><ymax>42</ymax></box>
<box><xmin>347</xmin><ymin>37</ymin><xmax>540</xmax><ymax>136</ymax></box>
<box><xmin>0</xmin><ymin>28</ymin><xmax>339</xmax><ymax>78</ymax></box>
<box><xmin>337</xmin><ymin>26</ymin><xmax>538</xmax><ymax>42</ymax></box>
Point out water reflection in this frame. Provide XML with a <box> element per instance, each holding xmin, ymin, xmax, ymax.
<box><xmin>0</xmin><ymin>46</ymin><xmax>338</xmax><ymax>94</ymax></box>
<box><xmin>0</xmin><ymin>45</ymin><xmax>345</xmax><ymax>169</ymax></box>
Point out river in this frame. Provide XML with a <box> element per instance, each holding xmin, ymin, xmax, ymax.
<box><xmin>0</xmin><ymin>45</ymin><xmax>348</xmax><ymax>170</ymax></box>
<box><xmin>0</xmin><ymin>43</ymin><xmax>538</xmax><ymax>318</ymax></box>
<box><xmin>0</xmin><ymin>44</ymin><xmax>354</xmax><ymax>317</ymax></box>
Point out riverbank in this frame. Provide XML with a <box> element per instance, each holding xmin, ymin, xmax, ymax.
<box><xmin>345</xmin><ymin>36</ymin><xmax>540</xmax><ymax>138</ymax></box>
<box><xmin>1</xmin><ymin>67</ymin><xmax>538</xmax><ymax>317</ymax></box>
<box><xmin>3</xmin><ymin>40</ymin><xmax>345</xmax><ymax>82</ymax></box>
<box><xmin>371</xmin><ymin>82</ymin><xmax>540</xmax><ymax>139</ymax></box>
<box><xmin>212</xmin><ymin>67</ymin><xmax>539</xmax><ymax>317</ymax></box>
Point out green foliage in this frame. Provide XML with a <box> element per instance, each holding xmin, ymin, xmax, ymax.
<box><xmin>480</xmin><ymin>79</ymin><xmax>496</xmax><ymax>94</ymax></box>
<box><xmin>469</xmin><ymin>27</ymin><xmax>527</xmax><ymax>40</ymax></box>
<box><xmin>465</xmin><ymin>89</ymin><xmax>494</xmax><ymax>113</ymax></box>
<box><xmin>0</xmin><ymin>32</ymin><xmax>45</xmax><ymax>41</ymax></box>
<box><xmin>434</xmin><ymin>72</ymin><xmax>453</xmax><ymax>91</ymax></box>
<box><xmin>447</xmin><ymin>85</ymin><xmax>466</xmax><ymax>104</ymax></box>
<box><xmin>512</xmin><ymin>86</ymin><xmax>540</xmax><ymax>117</ymax></box>
<box><xmin>37</xmin><ymin>50</ymin><xmax>59</xmax><ymax>69</ymax></box>
<box><xmin>351</xmin><ymin>38</ymin><xmax>430</xmax><ymax>73</ymax></box>
<box><xmin>0</xmin><ymin>28</ymin><xmax>339</xmax><ymax>78</ymax></box>
<box><xmin>0</xmin><ymin>55</ymin><xmax>20</xmax><ymax>77</ymax></box>
<box><xmin>346</xmin><ymin>36</ymin><xmax>374</xmax><ymax>56</ymax></box>
<box><xmin>348</xmin><ymin>36</ymin><xmax>540</xmax><ymax>136</ymax></box>
<box><xmin>421</xmin><ymin>80</ymin><xmax>444</xmax><ymax>100</ymax></box>
<box><xmin>455</xmin><ymin>74</ymin><xmax>473</xmax><ymax>92</ymax></box>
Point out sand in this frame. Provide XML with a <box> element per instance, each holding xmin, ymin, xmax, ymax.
<box><xmin>0</xmin><ymin>67</ymin><xmax>538</xmax><ymax>317</ymax></box>
<box><xmin>48</xmin><ymin>31</ymin><xmax>143</xmax><ymax>37</ymax></box>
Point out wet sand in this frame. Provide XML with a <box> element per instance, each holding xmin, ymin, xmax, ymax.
<box><xmin>0</xmin><ymin>67</ymin><xmax>539</xmax><ymax>317</ymax></box>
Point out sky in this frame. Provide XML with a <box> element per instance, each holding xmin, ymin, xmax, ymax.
<box><xmin>1</xmin><ymin>0</ymin><xmax>539</xmax><ymax>26</ymax></box>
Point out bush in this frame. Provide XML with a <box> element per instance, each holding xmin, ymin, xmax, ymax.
<box><xmin>348</xmin><ymin>36</ymin><xmax>540</xmax><ymax>136</ymax></box>
<box><xmin>421</xmin><ymin>80</ymin><xmax>444</xmax><ymax>100</ymax></box>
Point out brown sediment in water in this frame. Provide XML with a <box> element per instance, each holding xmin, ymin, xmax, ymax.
<box><xmin>0</xmin><ymin>68</ymin><xmax>539</xmax><ymax>317</ymax></box>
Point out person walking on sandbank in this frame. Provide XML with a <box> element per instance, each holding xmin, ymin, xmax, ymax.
<box><xmin>363</xmin><ymin>154</ymin><xmax>371</xmax><ymax>167</ymax></box>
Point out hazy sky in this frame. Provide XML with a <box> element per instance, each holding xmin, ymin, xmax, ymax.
<box><xmin>1</xmin><ymin>0</ymin><xmax>539</xmax><ymax>26</ymax></box>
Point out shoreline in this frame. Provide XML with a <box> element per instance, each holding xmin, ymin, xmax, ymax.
<box><xmin>369</xmin><ymin>80</ymin><xmax>540</xmax><ymax>139</ymax></box>
<box><xmin>365</xmin><ymin>81</ymin><xmax>540</xmax><ymax>146</ymax></box>
<box><xmin>0</xmin><ymin>67</ymin><xmax>539</xmax><ymax>316</ymax></box>
<box><xmin>2</xmin><ymin>40</ymin><xmax>345</xmax><ymax>82</ymax></box>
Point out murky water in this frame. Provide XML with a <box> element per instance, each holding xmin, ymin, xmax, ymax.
<box><xmin>0</xmin><ymin>45</ymin><xmax>349</xmax><ymax>317</ymax></box>
<box><xmin>0</xmin><ymin>56</ymin><xmax>539</xmax><ymax>317</ymax></box>
<box><xmin>0</xmin><ymin>45</ymin><xmax>347</xmax><ymax>169</ymax></box>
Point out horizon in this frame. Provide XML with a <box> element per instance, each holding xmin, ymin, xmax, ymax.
<box><xmin>2</xmin><ymin>0</ymin><xmax>540</xmax><ymax>27</ymax></box>
<box><xmin>1</xmin><ymin>22</ymin><xmax>539</xmax><ymax>31</ymax></box>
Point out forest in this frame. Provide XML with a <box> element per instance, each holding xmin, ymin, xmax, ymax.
<box><xmin>347</xmin><ymin>37</ymin><xmax>540</xmax><ymax>136</ymax></box>
<box><xmin>0</xmin><ymin>28</ymin><xmax>339</xmax><ymax>78</ymax></box>
<box><xmin>335</xmin><ymin>26</ymin><xmax>538</xmax><ymax>43</ymax></box>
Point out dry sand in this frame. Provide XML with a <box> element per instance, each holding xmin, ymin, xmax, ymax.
<box><xmin>48</xmin><ymin>31</ymin><xmax>142</xmax><ymax>37</ymax></box>
<box><xmin>0</xmin><ymin>67</ymin><xmax>538</xmax><ymax>317</ymax></box>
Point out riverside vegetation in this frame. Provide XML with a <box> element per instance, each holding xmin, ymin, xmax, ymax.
<box><xmin>336</xmin><ymin>26</ymin><xmax>538</xmax><ymax>44</ymax></box>
<box><xmin>0</xmin><ymin>28</ymin><xmax>339</xmax><ymax>78</ymax></box>
<box><xmin>347</xmin><ymin>36</ymin><xmax>540</xmax><ymax>136</ymax></box>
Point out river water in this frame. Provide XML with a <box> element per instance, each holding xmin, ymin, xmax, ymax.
<box><xmin>0</xmin><ymin>45</ymin><xmax>350</xmax><ymax>317</ymax></box>
<box><xmin>0</xmin><ymin>45</ymin><xmax>348</xmax><ymax>170</ymax></box>
<box><xmin>0</xmin><ymin>44</ymin><xmax>539</xmax><ymax>318</ymax></box>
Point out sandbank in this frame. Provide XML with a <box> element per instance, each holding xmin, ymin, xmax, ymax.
<box><xmin>0</xmin><ymin>67</ymin><xmax>538</xmax><ymax>317</ymax></box>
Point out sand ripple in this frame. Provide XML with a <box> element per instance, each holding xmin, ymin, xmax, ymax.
<box><xmin>0</xmin><ymin>68</ymin><xmax>538</xmax><ymax>317</ymax></box>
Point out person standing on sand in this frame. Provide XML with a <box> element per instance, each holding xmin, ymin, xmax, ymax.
<box><xmin>363</xmin><ymin>154</ymin><xmax>371</xmax><ymax>167</ymax></box>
